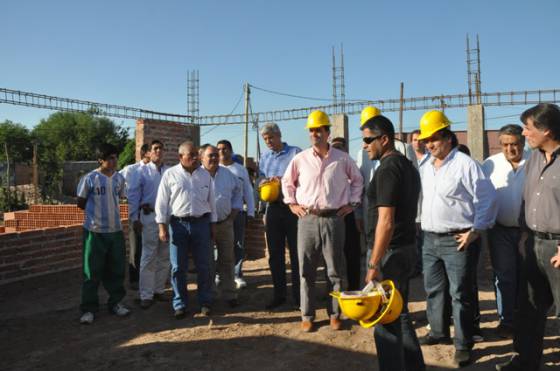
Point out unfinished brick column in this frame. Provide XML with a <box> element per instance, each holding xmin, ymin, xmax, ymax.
<box><xmin>135</xmin><ymin>119</ymin><xmax>201</xmax><ymax>165</ymax></box>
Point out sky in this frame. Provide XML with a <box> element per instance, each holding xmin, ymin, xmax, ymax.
<box><xmin>1</xmin><ymin>0</ymin><xmax>559</xmax><ymax>159</ymax></box>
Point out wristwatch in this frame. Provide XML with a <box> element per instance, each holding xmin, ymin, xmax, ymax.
<box><xmin>367</xmin><ymin>262</ymin><xmax>379</xmax><ymax>270</ymax></box>
<box><xmin>350</xmin><ymin>202</ymin><xmax>360</xmax><ymax>209</ymax></box>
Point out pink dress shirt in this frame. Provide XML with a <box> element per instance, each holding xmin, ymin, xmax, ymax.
<box><xmin>282</xmin><ymin>146</ymin><xmax>363</xmax><ymax>210</ymax></box>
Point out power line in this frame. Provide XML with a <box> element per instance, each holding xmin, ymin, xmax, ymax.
<box><xmin>201</xmin><ymin>89</ymin><xmax>245</xmax><ymax>137</ymax></box>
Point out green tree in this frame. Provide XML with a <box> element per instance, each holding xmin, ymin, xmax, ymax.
<box><xmin>0</xmin><ymin>120</ymin><xmax>33</xmax><ymax>163</ymax></box>
<box><xmin>118</xmin><ymin>138</ymin><xmax>137</xmax><ymax>169</ymax></box>
<box><xmin>32</xmin><ymin>112</ymin><xmax>128</xmax><ymax>198</ymax></box>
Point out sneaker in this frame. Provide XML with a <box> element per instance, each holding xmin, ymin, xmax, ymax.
<box><xmin>80</xmin><ymin>312</ymin><xmax>94</xmax><ymax>324</ymax></box>
<box><xmin>111</xmin><ymin>303</ymin><xmax>131</xmax><ymax>317</ymax></box>
<box><xmin>495</xmin><ymin>354</ymin><xmax>522</xmax><ymax>371</ymax></box>
<box><xmin>201</xmin><ymin>305</ymin><xmax>211</xmax><ymax>316</ymax></box>
<box><xmin>235</xmin><ymin>277</ymin><xmax>247</xmax><ymax>289</ymax></box>
<box><xmin>330</xmin><ymin>317</ymin><xmax>342</xmax><ymax>331</ymax></box>
<box><xmin>301</xmin><ymin>320</ymin><xmax>313</xmax><ymax>333</ymax></box>
<box><xmin>453</xmin><ymin>349</ymin><xmax>472</xmax><ymax>368</ymax></box>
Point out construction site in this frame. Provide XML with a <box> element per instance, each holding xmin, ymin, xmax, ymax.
<box><xmin>2</xmin><ymin>1</ymin><xmax>560</xmax><ymax>369</ymax></box>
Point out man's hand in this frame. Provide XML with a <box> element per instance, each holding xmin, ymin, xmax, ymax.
<box><xmin>289</xmin><ymin>204</ymin><xmax>307</xmax><ymax>218</ymax></box>
<box><xmin>551</xmin><ymin>244</ymin><xmax>560</xmax><ymax>269</ymax></box>
<box><xmin>158</xmin><ymin>224</ymin><xmax>169</xmax><ymax>242</ymax></box>
<box><xmin>518</xmin><ymin>232</ymin><xmax>528</xmax><ymax>259</ymax></box>
<box><xmin>455</xmin><ymin>230</ymin><xmax>480</xmax><ymax>251</ymax></box>
<box><xmin>133</xmin><ymin>220</ymin><xmax>143</xmax><ymax>234</ymax></box>
<box><xmin>365</xmin><ymin>266</ymin><xmax>380</xmax><ymax>284</ymax></box>
<box><xmin>337</xmin><ymin>205</ymin><xmax>354</xmax><ymax>218</ymax></box>
<box><xmin>355</xmin><ymin>218</ymin><xmax>364</xmax><ymax>234</ymax></box>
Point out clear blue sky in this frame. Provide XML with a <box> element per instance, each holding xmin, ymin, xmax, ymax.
<box><xmin>1</xmin><ymin>0</ymin><xmax>559</xmax><ymax>158</ymax></box>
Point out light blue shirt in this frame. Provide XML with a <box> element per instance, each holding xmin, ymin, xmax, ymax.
<box><xmin>420</xmin><ymin>148</ymin><xmax>497</xmax><ymax>232</ymax></box>
<box><xmin>207</xmin><ymin>166</ymin><xmax>243</xmax><ymax>222</ymax></box>
<box><xmin>127</xmin><ymin>162</ymin><xmax>168</xmax><ymax>221</ymax></box>
<box><xmin>259</xmin><ymin>142</ymin><xmax>301</xmax><ymax>178</ymax></box>
<box><xmin>222</xmin><ymin>162</ymin><xmax>255</xmax><ymax>217</ymax></box>
<box><xmin>77</xmin><ymin>170</ymin><xmax>125</xmax><ymax>233</ymax></box>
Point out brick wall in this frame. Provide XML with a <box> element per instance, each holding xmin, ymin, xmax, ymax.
<box><xmin>135</xmin><ymin>119</ymin><xmax>200</xmax><ymax>165</ymax></box>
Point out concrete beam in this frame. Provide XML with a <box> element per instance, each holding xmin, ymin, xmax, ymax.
<box><xmin>467</xmin><ymin>105</ymin><xmax>487</xmax><ymax>162</ymax></box>
<box><xmin>330</xmin><ymin>114</ymin><xmax>348</xmax><ymax>143</ymax></box>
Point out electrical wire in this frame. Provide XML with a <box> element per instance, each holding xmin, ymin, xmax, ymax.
<box><xmin>250</xmin><ymin>84</ymin><xmax>371</xmax><ymax>103</ymax></box>
<box><xmin>201</xmin><ymin>89</ymin><xmax>245</xmax><ymax>137</ymax></box>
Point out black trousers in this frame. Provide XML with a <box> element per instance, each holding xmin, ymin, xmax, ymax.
<box><xmin>128</xmin><ymin>229</ymin><xmax>142</xmax><ymax>284</ymax></box>
<box><xmin>343</xmin><ymin>211</ymin><xmax>361</xmax><ymax>291</ymax></box>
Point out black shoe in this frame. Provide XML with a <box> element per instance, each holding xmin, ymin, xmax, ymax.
<box><xmin>227</xmin><ymin>299</ymin><xmax>239</xmax><ymax>308</ymax></box>
<box><xmin>496</xmin><ymin>323</ymin><xmax>514</xmax><ymax>339</ymax></box>
<box><xmin>495</xmin><ymin>355</ymin><xmax>522</xmax><ymax>370</ymax></box>
<box><xmin>419</xmin><ymin>334</ymin><xmax>452</xmax><ymax>346</ymax></box>
<box><xmin>140</xmin><ymin>299</ymin><xmax>154</xmax><ymax>309</ymax></box>
<box><xmin>153</xmin><ymin>293</ymin><xmax>170</xmax><ymax>302</ymax></box>
<box><xmin>200</xmin><ymin>305</ymin><xmax>211</xmax><ymax>316</ymax></box>
<box><xmin>265</xmin><ymin>298</ymin><xmax>286</xmax><ymax>310</ymax></box>
<box><xmin>453</xmin><ymin>349</ymin><xmax>472</xmax><ymax>368</ymax></box>
<box><xmin>174</xmin><ymin>308</ymin><xmax>186</xmax><ymax>319</ymax></box>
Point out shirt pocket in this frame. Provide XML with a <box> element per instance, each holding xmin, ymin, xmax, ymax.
<box><xmin>196</xmin><ymin>184</ymin><xmax>210</xmax><ymax>203</ymax></box>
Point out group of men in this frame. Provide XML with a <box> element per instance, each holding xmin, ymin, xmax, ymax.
<box><xmin>76</xmin><ymin>102</ymin><xmax>560</xmax><ymax>371</ymax></box>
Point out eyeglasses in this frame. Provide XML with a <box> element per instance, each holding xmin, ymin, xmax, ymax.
<box><xmin>362</xmin><ymin>135</ymin><xmax>382</xmax><ymax>144</ymax></box>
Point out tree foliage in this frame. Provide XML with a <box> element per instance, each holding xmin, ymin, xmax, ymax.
<box><xmin>118</xmin><ymin>138</ymin><xmax>137</xmax><ymax>169</ymax></box>
<box><xmin>0</xmin><ymin>120</ymin><xmax>33</xmax><ymax>163</ymax></box>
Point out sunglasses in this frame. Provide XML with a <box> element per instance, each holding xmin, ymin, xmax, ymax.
<box><xmin>362</xmin><ymin>135</ymin><xmax>382</xmax><ymax>144</ymax></box>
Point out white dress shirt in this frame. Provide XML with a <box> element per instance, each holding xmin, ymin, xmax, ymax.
<box><xmin>420</xmin><ymin>148</ymin><xmax>497</xmax><ymax>232</ymax></box>
<box><xmin>206</xmin><ymin>166</ymin><xmax>243</xmax><ymax>222</ymax></box>
<box><xmin>482</xmin><ymin>151</ymin><xmax>528</xmax><ymax>227</ymax></box>
<box><xmin>222</xmin><ymin>162</ymin><xmax>255</xmax><ymax>217</ymax></box>
<box><xmin>127</xmin><ymin>162</ymin><xmax>168</xmax><ymax>221</ymax></box>
<box><xmin>155</xmin><ymin>164</ymin><xmax>217</xmax><ymax>223</ymax></box>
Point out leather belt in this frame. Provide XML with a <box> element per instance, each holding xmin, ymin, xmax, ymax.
<box><xmin>532</xmin><ymin>230</ymin><xmax>560</xmax><ymax>240</ymax></box>
<box><xmin>429</xmin><ymin>228</ymin><xmax>470</xmax><ymax>237</ymax></box>
<box><xmin>307</xmin><ymin>208</ymin><xmax>338</xmax><ymax>217</ymax></box>
<box><xmin>495</xmin><ymin>222</ymin><xmax>520</xmax><ymax>230</ymax></box>
<box><xmin>171</xmin><ymin>213</ymin><xmax>210</xmax><ymax>223</ymax></box>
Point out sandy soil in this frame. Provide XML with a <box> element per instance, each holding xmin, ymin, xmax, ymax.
<box><xmin>1</xmin><ymin>256</ymin><xmax>559</xmax><ymax>371</ymax></box>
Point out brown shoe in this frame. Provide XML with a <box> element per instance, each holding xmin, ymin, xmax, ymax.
<box><xmin>301</xmin><ymin>320</ymin><xmax>313</xmax><ymax>332</ymax></box>
<box><xmin>330</xmin><ymin>317</ymin><xmax>342</xmax><ymax>331</ymax></box>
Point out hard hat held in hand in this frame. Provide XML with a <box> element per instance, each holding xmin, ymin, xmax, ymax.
<box><xmin>417</xmin><ymin>110</ymin><xmax>451</xmax><ymax>140</ymax></box>
<box><xmin>360</xmin><ymin>106</ymin><xmax>382</xmax><ymax>127</ymax></box>
<box><xmin>258</xmin><ymin>178</ymin><xmax>281</xmax><ymax>202</ymax></box>
<box><xmin>359</xmin><ymin>279</ymin><xmax>403</xmax><ymax>328</ymax></box>
<box><xmin>306</xmin><ymin>110</ymin><xmax>331</xmax><ymax>129</ymax></box>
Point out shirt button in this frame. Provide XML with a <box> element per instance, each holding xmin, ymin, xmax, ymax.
<box><xmin>540</xmin><ymin>176</ymin><xmax>544</xmax><ymax>180</ymax></box>
<box><xmin>537</xmin><ymin>192</ymin><xmax>540</xmax><ymax>196</ymax></box>
<box><xmin>533</xmin><ymin>209</ymin><xmax>537</xmax><ymax>212</ymax></box>
<box><xmin>533</xmin><ymin>224</ymin><xmax>537</xmax><ymax>228</ymax></box>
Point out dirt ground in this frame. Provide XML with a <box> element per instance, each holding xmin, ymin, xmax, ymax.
<box><xmin>1</xmin><ymin>256</ymin><xmax>559</xmax><ymax>371</ymax></box>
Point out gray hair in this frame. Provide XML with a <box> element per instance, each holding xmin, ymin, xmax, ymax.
<box><xmin>260</xmin><ymin>122</ymin><xmax>281</xmax><ymax>137</ymax></box>
<box><xmin>498</xmin><ymin>124</ymin><xmax>524</xmax><ymax>142</ymax></box>
<box><xmin>178</xmin><ymin>140</ymin><xmax>196</xmax><ymax>155</ymax></box>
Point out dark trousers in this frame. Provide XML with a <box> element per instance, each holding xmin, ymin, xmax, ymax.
<box><xmin>265</xmin><ymin>203</ymin><xmax>300</xmax><ymax>303</ymax></box>
<box><xmin>375</xmin><ymin>244</ymin><xmax>425</xmax><ymax>371</ymax></box>
<box><xmin>128</xmin><ymin>229</ymin><xmax>142</xmax><ymax>283</ymax></box>
<box><xmin>513</xmin><ymin>234</ymin><xmax>560</xmax><ymax>370</ymax></box>
<box><xmin>488</xmin><ymin>224</ymin><xmax>521</xmax><ymax>326</ymax></box>
<box><xmin>344</xmin><ymin>211</ymin><xmax>361</xmax><ymax>291</ymax></box>
<box><xmin>423</xmin><ymin>232</ymin><xmax>475</xmax><ymax>350</ymax></box>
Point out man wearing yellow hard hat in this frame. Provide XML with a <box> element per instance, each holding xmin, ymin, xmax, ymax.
<box><xmin>282</xmin><ymin>110</ymin><xmax>363</xmax><ymax>332</ymax></box>
<box><xmin>416</xmin><ymin>110</ymin><xmax>497</xmax><ymax>367</ymax></box>
<box><xmin>361</xmin><ymin>114</ymin><xmax>425</xmax><ymax>371</ymax></box>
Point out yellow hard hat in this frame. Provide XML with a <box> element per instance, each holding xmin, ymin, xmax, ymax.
<box><xmin>258</xmin><ymin>179</ymin><xmax>281</xmax><ymax>202</ymax></box>
<box><xmin>359</xmin><ymin>280</ymin><xmax>403</xmax><ymax>328</ymax></box>
<box><xmin>417</xmin><ymin>110</ymin><xmax>451</xmax><ymax>140</ymax></box>
<box><xmin>306</xmin><ymin>110</ymin><xmax>331</xmax><ymax>129</ymax></box>
<box><xmin>360</xmin><ymin>106</ymin><xmax>382</xmax><ymax>127</ymax></box>
<box><xmin>330</xmin><ymin>291</ymin><xmax>382</xmax><ymax>321</ymax></box>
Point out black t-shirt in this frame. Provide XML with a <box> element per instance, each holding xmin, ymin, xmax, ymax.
<box><xmin>366</xmin><ymin>151</ymin><xmax>420</xmax><ymax>248</ymax></box>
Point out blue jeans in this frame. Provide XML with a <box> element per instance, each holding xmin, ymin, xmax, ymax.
<box><xmin>488</xmin><ymin>224</ymin><xmax>520</xmax><ymax>326</ymax></box>
<box><xmin>423</xmin><ymin>232</ymin><xmax>475</xmax><ymax>351</ymax></box>
<box><xmin>375</xmin><ymin>244</ymin><xmax>425</xmax><ymax>371</ymax></box>
<box><xmin>233</xmin><ymin>211</ymin><xmax>246</xmax><ymax>278</ymax></box>
<box><xmin>169</xmin><ymin>215</ymin><xmax>212</xmax><ymax>310</ymax></box>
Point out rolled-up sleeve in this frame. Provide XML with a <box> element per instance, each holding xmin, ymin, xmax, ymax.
<box><xmin>281</xmin><ymin>157</ymin><xmax>299</xmax><ymax>205</ymax></box>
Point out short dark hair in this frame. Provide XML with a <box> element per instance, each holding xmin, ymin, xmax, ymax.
<box><xmin>411</xmin><ymin>129</ymin><xmax>421</xmax><ymax>136</ymax></box>
<box><xmin>96</xmin><ymin>143</ymin><xmax>118</xmax><ymax>161</ymax></box>
<box><xmin>439</xmin><ymin>129</ymin><xmax>459</xmax><ymax>148</ymax></box>
<box><xmin>520</xmin><ymin>103</ymin><xmax>560</xmax><ymax>141</ymax></box>
<box><xmin>140</xmin><ymin>144</ymin><xmax>150</xmax><ymax>157</ymax></box>
<box><xmin>498</xmin><ymin>124</ymin><xmax>524</xmax><ymax>143</ymax></box>
<box><xmin>457</xmin><ymin>144</ymin><xmax>471</xmax><ymax>156</ymax></box>
<box><xmin>217</xmin><ymin>139</ymin><xmax>233</xmax><ymax>151</ymax></box>
<box><xmin>331</xmin><ymin>137</ymin><xmax>346</xmax><ymax>146</ymax></box>
<box><xmin>360</xmin><ymin>115</ymin><xmax>395</xmax><ymax>141</ymax></box>
<box><xmin>199</xmin><ymin>143</ymin><xmax>214</xmax><ymax>154</ymax></box>
<box><xmin>150</xmin><ymin>140</ymin><xmax>164</xmax><ymax>149</ymax></box>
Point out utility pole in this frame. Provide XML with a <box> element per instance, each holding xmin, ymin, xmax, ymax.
<box><xmin>243</xmin><ymin>83</ymin><xmax>251</xmax><ymax>167</ymax></box>
<box><xmin>33</xmin><ymin>142</ymin><xmax>38</xmax><ymax>203</ymax></box>
<box><xmin>4</xmin><ymin>143</ymin><xmax>10</xmax><ymax>206</ymax></box>
<box><xmin>398</xmin><ymin>82</ymin><xmax>404</xmax><ymax>140</ymax></box>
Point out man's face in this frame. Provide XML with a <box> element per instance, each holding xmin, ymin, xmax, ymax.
<box><xmin>412</xmin><ymin>133</ymin><xmax>425</xmax><ymax>153</ymax></box>
<box><xmin>522</xmin><ymin>117</ymin><xmax>548</xmax><ymax>149</ymax></box>
<box><xmin>309</xmin><ymin>126</ymin><xmax>329</xmax><ymax>146</ymax></box>
<box><xmin>361</xmin><ymin>128</ymin><xmax>384</xmax><ymax>160</ymax></box>
<box><xmin>142</xmin><ymin>149</ymin><xmax>151</xmax><ymax>162</ymax></box>
<box><xmin>424</xmin><ymin>131</ymin><xmax>452</xmax><ymax>160</ymax></box>
<box><xmin>217</xmin><ymin>143</ymin><xmax>232</xmax><ymax>163</ymax></box>
<box><xmin>331</xmin><ymin>141</ymin><xmax>346</xmax><ymax>152</ymax></box>
<box><xmin>500</xmin><ymin>134</ymin><xmax>524</xmax><ymax>163</ymax></box>
<box><xmin>100</xmin><ymin>154</ymin><xmax>118</xmax><ymax>171</ymax></box>
<box><xmin>179</xmin><ymin>145</ymin><xmax>199</xmax><ymax>168</ymax></box>
<box><xmin>150</xmin><ymin>143</ymin><xmax>164</xmax><ymax>163</ymax></box>
<box><xmin>201</xmin><ymin>147</ymin><xmax>219</xmax><ymax>171</ymax></box>
<box><xmin>262</xmin><ymin>132</ymin><xmax>282</xmax><ymax>151</ymax></box>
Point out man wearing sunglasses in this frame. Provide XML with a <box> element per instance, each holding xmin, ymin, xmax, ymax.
<box><xmin>362</xmin><ymin>115</ymin><xmax>425</xmax><ymax>371</ymax></box>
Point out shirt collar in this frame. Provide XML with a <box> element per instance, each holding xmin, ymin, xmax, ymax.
<box><xmin>430</xmin><ymin>147</ymin><xmax>458</xmax><ymax>167</ymax></box>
